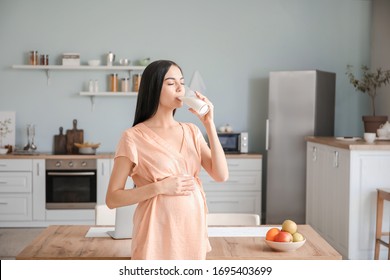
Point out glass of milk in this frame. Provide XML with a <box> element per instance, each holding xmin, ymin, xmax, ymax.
<box><xmin>179</xmin><ymin>86</ymin><xmax>210</xmax><ymax>116</ymax></box>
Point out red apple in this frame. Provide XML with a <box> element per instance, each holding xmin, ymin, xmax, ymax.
<box><xmin>274</xmin><ymin>231</ymin><xmax>293</xmax><ymax>242</ymax></box>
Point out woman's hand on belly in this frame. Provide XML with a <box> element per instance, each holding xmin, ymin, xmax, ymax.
<box><xmin>156</xmin><ymin>175</ymin><xmax>195</xmax><ymax>196</ymax></box>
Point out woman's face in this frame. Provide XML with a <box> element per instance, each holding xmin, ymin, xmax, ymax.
<box><xmin>159</xmin><ymin>65</ymin><xmax>185</xmax><ymax>110</ymax></box>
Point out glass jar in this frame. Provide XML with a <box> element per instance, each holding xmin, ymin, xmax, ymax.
<box><xmin>29</xmin><ymin>51</ymin><xmax>38</xmax><ymax>65</ymax></box>
<box><xmin>40</xmin><ymin>54</ymin><xmax>49</xmax><ymax>65</ymax></box>
<box><xmin>109</xmin><ymin>73</ymin><xmax>118</xmax><ymax>92</ymax></box>
<box><xmin>121</xmin><ymin>78</ymin><xmax>129</xmax><ymax>92</ymax></box>
<box><xmin>132</xmin><ymin>74</ymin><xmax>141</xmax><ymax>92</ymax></box>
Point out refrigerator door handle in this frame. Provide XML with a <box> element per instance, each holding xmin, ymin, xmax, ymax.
<box><xmin>266</xmin><ymin>119</ymin><xmax>270</xmax><ymax>150</ymax></box>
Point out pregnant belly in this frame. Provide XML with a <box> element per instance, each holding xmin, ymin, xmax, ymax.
<box><xmin>159</xmin><ymin>187</ymin><xmax>205</xmax><ymax>214</ymax></box>
<box><xmin>133</xmin><ymin>186</ymin><xmax>207</xmax><ymax>230</ymax></box>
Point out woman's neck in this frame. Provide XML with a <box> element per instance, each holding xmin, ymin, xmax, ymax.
<box><xmin>144</xmin><ymin>109</ymin><xmax>178</xmax><ymax>128</ymax></box>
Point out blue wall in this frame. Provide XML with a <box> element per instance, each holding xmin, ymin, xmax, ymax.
<box><xmin>0</xmin><ymin>0</ymin><xmax>372</xmax><ymax>153</ymax></box>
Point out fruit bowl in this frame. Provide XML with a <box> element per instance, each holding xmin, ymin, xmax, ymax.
<box><xmin>74</xmin><ymin>142</ymin><xmax>100</xmax><ymax>155</ymax></box>
<box><xmin>78</xmin><ymin>147</ymin><xmax>97</xmax><ymax>155</ymax></box>
<box><xmin>265</xmin><ymin>239</ymin><xmax>306</xmax><ymax>252</ymax></box>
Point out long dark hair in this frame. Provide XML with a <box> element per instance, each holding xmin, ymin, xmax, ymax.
<box><xmin>132</xmin><ymin>60</ymin><xmax>182</xmax><ymax>126</ymax></box>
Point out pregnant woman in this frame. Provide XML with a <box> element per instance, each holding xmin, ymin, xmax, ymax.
<box><xmin>106</xmin><ymin>60</ymin><xmax>228</xmax><ymax>260</ymax></box>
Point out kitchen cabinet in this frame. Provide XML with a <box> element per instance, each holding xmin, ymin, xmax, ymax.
<box><xmin>0</xmin><ymin>155</ymin><xmax>260</xmax><ymax>226</ymax></box>
<box><xmin>306</xmin><ymin>143</ymin><xmax>349</xmax><ymax>258</ymax></box>
<box><xmin>306</xmin><ymin>140</ymin><xmax>390</xmax><ymax>260</ymax></box>
<box><xmin>0</xmin><ymin>159</ymin><xmax>33</xmax><ymax>221</ymax></box>
<box><xmin>97</xmin><ymin>159</ymin><xmax>111</xmax><ymax>205</ymax></box>
<box><xmin>200</xmin><ymin>157</ymin><xmax>262</xmax><ymax>219</ymax></box>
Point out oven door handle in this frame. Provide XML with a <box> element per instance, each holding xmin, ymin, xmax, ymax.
<box><xmin>47</xmin><ymin>172</ymin><xmax>96</xmax><ymax>176</ymax></box>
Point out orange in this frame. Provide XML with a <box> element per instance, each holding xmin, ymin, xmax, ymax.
<box><xmin>266</xmin><ymin>228</ymin><xmax>280</xmax><ymax>241</ymax></box>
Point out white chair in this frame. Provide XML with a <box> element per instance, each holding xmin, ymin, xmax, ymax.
<box><xmin>95</xmin><ymin>204</ymin><xmax>116</xmax><ymax>225</ymax></box>
<box><xmin>207</xmin><ymin>213</ymin><xmax>260</xmax><ymax>226</ymax></box>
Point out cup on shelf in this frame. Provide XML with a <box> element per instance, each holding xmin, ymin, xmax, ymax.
<box><xmin>364</xmin><ymin>132</ymin><xmax>376</xmax><ymax>143</ymax></box>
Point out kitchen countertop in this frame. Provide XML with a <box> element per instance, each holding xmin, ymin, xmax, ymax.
<box><xmin>306</xmin><ymin>136</ymin><xmax>390</xmax><ymax>150</ymax></box>
<box><xmin>16</xmin><ymin>224</ymin><xmax>341</xmax><ymax>260</ymax></box>
<box><xmin>0</xmin><ymin>152</ymin><xmax>262</xmax><ymax>160</ymax></box>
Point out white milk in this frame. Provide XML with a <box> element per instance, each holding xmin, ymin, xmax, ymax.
<box><xmin>179</xmin><ymin>96</ymin><xmax>209</xmax><ymax>116</ymax></box>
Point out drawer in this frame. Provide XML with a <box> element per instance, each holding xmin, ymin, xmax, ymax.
<box><xmin>226</xmin><ymin>158</ymin><xmax>261</xmax><ymax>171</ymax></box>
<box><xmin>200</xmin><ymin>171</ymin><xmax>261</xmax><ymax>191</ymax></box>
<box><xmin>0</xmin><ymin>194</ymin><xmax>32</xmax><ymax>221</ymax></box>
<box><xmin>205</xmin><ymin>191</ymin><xmax>261</xmax><ymax>215</ymax></box>
<box><xmin>0</xmin><ymin>172</ymin><xmax>32</xmax><ymax>193</ymax></box>
<box><xmin>0</xmin><ymin>159</ymin><xmax>32</xmax><ymax>171</ymax></box>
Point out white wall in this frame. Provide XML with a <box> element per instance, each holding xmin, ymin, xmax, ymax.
<box><xmin>0</xmin><ymin>0</ymin><xmax>372</xmax><ymax>153</ymax></box>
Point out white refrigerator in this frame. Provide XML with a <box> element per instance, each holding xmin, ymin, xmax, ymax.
<box><xmin>265</xmin><ymin>70</ymin><xmax>335</xmax><ymax>224</ymax></box>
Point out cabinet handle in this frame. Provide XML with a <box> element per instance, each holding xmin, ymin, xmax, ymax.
<box><xmin>0</xmin><ymin>202</ymin><xmax>8</xmax><ymax>205</ymax></box>
<box><xmin>101</xmin><ymin>162</ymin><xmax>105</xmax><ymax>176</ymax></box>
<box><xmin>36</xmin><ymin>162</ymin><xmax>40</xmax><ymax>176</ymax></box>
<box><xmin>312</xmin><ymin>147</ymin><xmax>317</xmax><ymax>161</ymax></box>
<box><xmin>227</xmin><ymin>163</ymin><xmax>240</xmax><ymax>167</ymax></box>
<box><xmin>333</xmin><ymin>151</ymin><xmax>339</xmax><ymax>168</ymax></box>
<box><xmin>0</xmin><ymin>164</ymin><xmax>7</xmax><ymax>167</ymax></box>
<box><xmin>266</xmin><ymin>119</ymin><xmax>270</xmax><ymax>150</ymax></box>
<box><xmin>0</xmin><ymin>181</ymin><xmax>7</xmax><ymax>184</ymax></box>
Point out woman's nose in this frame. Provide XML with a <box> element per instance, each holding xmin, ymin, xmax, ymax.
<box><xmin>177</xmin><ymin>84</ymin><xmax>184</xmax><ymax>92</ymax></box>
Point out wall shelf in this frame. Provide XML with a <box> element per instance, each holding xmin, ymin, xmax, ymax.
<box><xmin>79</xmin><ymin>91</ymin><xmax>138</xmax><ymax>111</ymax></box>
<box><xmin>12</xmin><ymin>64</ymin><xmax>144</xmax><ymax>110</ymax></box>
<box><xmin>12</xmin><ymin>64</ymin><xmax>145</xmax><ymax>84</ymax></box>
<box><xmin>79</xmin><ymin>91</ymin><xmax>138</xmax><ymax>96</ymax></box>
<box><xmin>12</xmin><ymin>65</ymin><xmax>145</xmax><ymax>71</ymax></box>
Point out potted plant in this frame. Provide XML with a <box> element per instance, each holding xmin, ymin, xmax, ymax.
<box><xmin>346</xmin><ymin>65</ymin><xmax>390</xmax><ymax>133</ymax></box>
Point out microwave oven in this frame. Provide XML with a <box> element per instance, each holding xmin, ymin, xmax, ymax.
<box><xmin>217</xmin><ymin>132</ymin><xmax>248</xmax><ymax>153</ymax></box>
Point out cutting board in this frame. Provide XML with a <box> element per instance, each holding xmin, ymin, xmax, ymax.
<box><xmin>66</xmin><ymin>119</ymin><xmax>84</xmax><ymax>154</ymax></box>
<box><xmin>54</xmin><ymin>127</ymin><xmax>67</xmax><ymax>154</ymax></box>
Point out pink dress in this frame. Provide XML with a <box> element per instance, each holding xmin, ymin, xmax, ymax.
<box><xmin>114</xmin><ymin>122</ymin><xmax>211</xmax><ymax>259</ymax></box>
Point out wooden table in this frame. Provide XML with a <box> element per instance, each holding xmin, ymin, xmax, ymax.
<box><xmin>16</xmin><ymin>225</ymin><xmax>342</xmax><ymax>260</ymax></box>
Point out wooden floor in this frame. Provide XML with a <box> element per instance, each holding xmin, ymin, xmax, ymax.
<box><xmin>0</xmin><ymin>228</ymin><xmax>45</xmax><ymax>259</ymax></box>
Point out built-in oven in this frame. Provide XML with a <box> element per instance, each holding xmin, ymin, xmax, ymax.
<box><xmin>45</xmin><ymin>158</ymin><xmax>97</xmax><ymax>209</ymax></box>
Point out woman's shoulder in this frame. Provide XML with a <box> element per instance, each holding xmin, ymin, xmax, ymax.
<box><xmin>181</xmin><ymin>122</ymin><xmax>203</xmax><ymax>139</ymax></box>
<box><xmin>120</xmin><ymin>124</ymin><xmax>145</xmax><ymax>139</ymax></box>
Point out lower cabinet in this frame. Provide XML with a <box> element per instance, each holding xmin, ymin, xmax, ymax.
<box><xmin>200</xmin><ymin>157</ymin><xmax>262</xmax><ymax>219</ymax></box>
<box><xmin>306</xmin><ymin>141</ymin><xmax>390</xmax><ymax>260</ymax></box>
<box><xmin>306</xmin><ymin>143</ymin><xmax>349</xmax><ymax>258</ymax></box>
<box><xmin>0</xmin><ymin>156</ymin><xmax>262</xmax><ymax>226</ymax></box>
<box><xmin>0</xmin><ymin>160</ymin><xmax>33</xmax><ymax>221</ymax></box>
